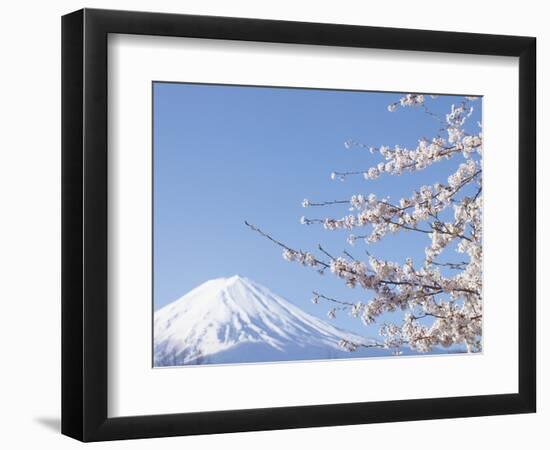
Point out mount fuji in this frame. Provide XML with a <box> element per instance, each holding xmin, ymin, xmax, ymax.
<box><xmin>154</xmin><ymin>275</ymin><xmax>390</xmax><ymax>367</ymax></box>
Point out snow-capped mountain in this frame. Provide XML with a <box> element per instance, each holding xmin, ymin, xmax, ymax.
<box><xmin>154</xmin><ymin>275</ymin><xmax>387</xmax><ymax>366</ymax></box>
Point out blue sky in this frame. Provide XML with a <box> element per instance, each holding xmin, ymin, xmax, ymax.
<box><xmin>153</xmin><ymin>82</ymin><xmax>481</xmax><ymax>338</ymax></box>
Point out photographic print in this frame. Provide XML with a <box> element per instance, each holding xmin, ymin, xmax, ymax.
<box><xmin>152</xmin><ymin>83</ymin><xmax>482</xmax><ymax>367</ymax></box>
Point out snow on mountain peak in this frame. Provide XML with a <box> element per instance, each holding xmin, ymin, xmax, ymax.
<box><xmin>154</xmin><ymin>276</ymin><xmax>382</xmax><ymax>366</ymax></box>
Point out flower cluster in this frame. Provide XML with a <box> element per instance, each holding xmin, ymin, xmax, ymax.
<box><xmin>300</xmin><ymin>159</ymin><xmax>481</xmax><ymax>248</ymax></box>
<box><xmin>282</xmin><ymin>248</ymin><xmax>317</xmax><ymax>266</ymax></box>
<box><xmin>332</xmin><ymin>104</ymin><xmax>481</xmax><ymax>182</ymax></box>
<box><xmin>387</xmin><ymin>94</ymin><xmax>425</xmax><ymax>112</ymax></box>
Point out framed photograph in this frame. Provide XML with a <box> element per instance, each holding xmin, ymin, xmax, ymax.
<box><xmin>61</xmin><ymin>8</ymin><xmax>536</xmax><ymax>442</ymax></box>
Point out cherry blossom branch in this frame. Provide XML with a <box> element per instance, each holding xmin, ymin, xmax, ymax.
<box><xmin>244</xmin><ymin>220</ymin><xmax>330</xmax><ymax>268</ymax></box>
<box><xmin>245</xmin><ymin>95</ymin><xmax>483</xmax><ymax>354</ymax></box>
<box><xmin>312</xmin><ymin>291</ymin><xmax>355</xmax><ymax>307</ymax></box>
<box><xmin>245</xmin><ymin>221</ymin><xmax>480</xmax><ymax>297</ymax></box>
<box><xmin>431</xmin><ymin>261</ymin><xmax>469</xmax><ymax>270</ymax></box>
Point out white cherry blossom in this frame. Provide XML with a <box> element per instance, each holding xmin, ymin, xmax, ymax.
<box><xmin>246</xmin><ymin>95</ymin><xmax>482</xmax><ymax>354</ymax></box>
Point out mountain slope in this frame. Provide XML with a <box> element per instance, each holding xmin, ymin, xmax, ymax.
<box><xmin>154</xmin><ymin>275</ymin><xmax>387</xmax><ymax>366</ymax></box>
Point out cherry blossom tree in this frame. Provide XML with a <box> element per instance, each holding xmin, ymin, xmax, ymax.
<box><xmin>246</xmin><ymin>93</ymin><xmax>483</xmax><ymax>355</ymax></box>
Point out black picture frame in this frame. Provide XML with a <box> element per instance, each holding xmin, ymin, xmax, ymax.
<box><xmin>61</xmin><ymin>8</ymin><xmax>536</xmax><ymax>442</ymax></box>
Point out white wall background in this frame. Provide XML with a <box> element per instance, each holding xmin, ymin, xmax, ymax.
<box><xmin>0</xmin><ymin>1</ymin><xmax>545</xmax><ymax>448</ymax></box>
